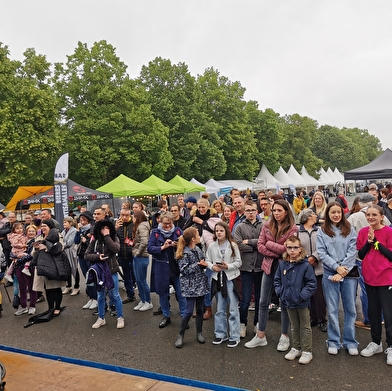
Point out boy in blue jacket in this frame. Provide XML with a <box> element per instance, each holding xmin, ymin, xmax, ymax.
<box><xmin>274</xmin><ymin>236</ymin><xmax>317</xmax><ymax>364</ymax></box>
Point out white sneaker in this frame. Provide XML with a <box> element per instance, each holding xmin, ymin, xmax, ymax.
<box><xmin>277</xmin><ymin>334</ymin><xmax>290</xmax><ymax>351</ymax></box>
<box><xmin>92</xmin><ymin>318</ymin><xmax>106</xmax><ymax>329</ymax></box>
<box><xmin>361</xmin><ymin>342</ymin><xmax>383</xmax><ymax>357</ymax></box>
<box><xmin>385</xmin><ymin>347</ymin><xmax>392</xmax><ymax>366</ymax></box>
<box><xmin>245</xmin><ymin>334</ymin><xmax>268</xmax><ymax>348</ymax></box>
<box><xmin>117</xmin><ymin>317</ymin><xmax>125</xmax><ymax>329</ymax></box>
<box><xmin>22</xmin><ymin>268</ymin><xmax>31</xmax><ymax>276</ymax></box>
<box><xmin>89</xmin><ymin>300</ymin><xmax>98</xmax><ymax>310</ymax></box>
<box><xmin>169</xmin><ymin>286</ymin><xmax>175</xmax><ymax>294</ymax></box>
<box><xmin>139</xmin><ymin>302</ymin><xmax>153</xmax><ymax>312</ymax></box>
<box><xmin>240</xmin><ymin>323</ymin><xmax>247</xmax><ymax>338</ymax></box>
<box><xmin>15</xmin><ymin>307</ymin><xmax>28</xmax><ymax>316</ymax></box>
<box><xmin>5</xmin><ymin>274</ymin><xmax>13</xmax><ymax>283</ymax></box>
<box><xmin>348</xmin><ymin>348</ymin><xmax>358</xmax><ymax>356</ymax></box>
<box><xmin>28</xmin><ymin>307</ymin><xmax>36</xmax><ymax>315</ymax></box>
<box><xmin>285</xmin><ymin>348</ymin><xmax>302</xmax><ymax>361</ymax></box>
<box><xmin>328</xmin><ymin>347</ymin><xmax>338</xmax><ymax>355</ymax></box>
<box><xmin>83</xmin><ymin>299</ymin><xmax>93</xmax><ymax>309</ymax></box>
<box><xmin>299</xmin><ymin>351</ymin><xmax>313</xmax><ymax>364</ymax></box>
<box><xmin>133</xmin><ymin>301</ymin><xmax>144</xmax><ymax>311</ymax></box>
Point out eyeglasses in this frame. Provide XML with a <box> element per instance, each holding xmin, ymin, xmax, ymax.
<box><xmin>161</xmin><ymin>221</ymin><xmax>172</xmax><ymax>226</ymax></box>
<box><xmin>245</xmin><ymin>209</ymin><xmax>257</xmax><ymax>213</ymax></box>
<box><xmin>286</xmin><ymin>246</ymin><xmax>300</xmax><ymax>251</ymax></box>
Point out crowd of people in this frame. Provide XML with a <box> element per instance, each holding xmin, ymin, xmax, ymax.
<box><xmin>0</xmin><ymin>182</ymin><xmax>392</xmax><ymax>367</ymax></box>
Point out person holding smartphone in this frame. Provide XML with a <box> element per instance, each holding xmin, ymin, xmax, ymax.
<box><xmin>205</xmin><ymin>222</ymin><xmax>242</xmax><ymax>348</ymax></box>
<box><xmin>85</xmin><ymin>220</ymin><xmax>124</xmax><ymax>329</ymax></box>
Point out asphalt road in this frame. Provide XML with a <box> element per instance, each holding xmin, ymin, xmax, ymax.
<box><xmin>1</xmin><ymin>276</ymin><xmax>391</xmax><ymax>391</ymax></box>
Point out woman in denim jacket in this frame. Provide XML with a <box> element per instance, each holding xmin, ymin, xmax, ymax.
<box><xmin>316</xmin><ymin>201</ymin><xmax>358</xmax><ymax>356</ymax></box>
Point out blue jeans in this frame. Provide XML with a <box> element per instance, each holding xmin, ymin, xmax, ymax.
<box><xmin>323</xmin><ymin>274</ymin><xmax>358</xmax><ymax>349</ymax></box>
<box><xmin>97</xmin><ymin>273</ymin><xmax>123</xmax><ymax>319</ymax></box>
<box><xmin>159</xmin><ymin>274</ymin><xmax>186</xmax><ymax>318</ymax></box>
<box><xmin>356</xmin><ymin>259</ymin><xmax>370</xmax><ymax>324</ymax></box>
<box><xmin>119</xmin><ymin>256</ymin><xmax>135</xmax><ymax>299</ymax></box>
<box><xmin>257</xmin><ymin>270</ymin><xmax>290</xmax><ymax>334</ymax></box>
<box><xmin>214</xmin><ymin>279</ymin><xmax>240</xmax><ymax>342</ymax></box>
<box><xmin>240</xmin><ymin>271</ymin><xmax>262</xmax><ymax>326</ymax></box>
<box><xmin>133</xmin><ymin>256</ymin><xmax>151</xmax><ymax>303</ymax></box>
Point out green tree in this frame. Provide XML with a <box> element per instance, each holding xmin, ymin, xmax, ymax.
<box><xmin>343</xmin><ymin>127</ymin><xmax>382</xmax><ymax>162</ymax></box>
<box><xmin>0</xmin><ymin>44</ymin><xmax>62</xmax><ymax>201</ymax></box>
<box><xmin>278</xmin><ymin>114</ymin><xmax>323</xmax><ymax>177</ymax></box>
<box><xmin>244</xmin><ymin>103</ymin><xmax>283</xmax><ymax>174</ymax></box>
<box><xmin>138</xmin><ymin>57</ymin><xmax>226</xmax><ymax>181</ymax></box>
<box><xmin>313</xmin><ymin>125</ymin><xmax>366</xmax><ymax>172</ymax></box>
<box><xmin>52</xmin><ymin>41</ymin><xmax>172</xmax><ymax>186</ymax></box>
<box><xmin>197</xmin><ymin>67</ymin><xmax>258</xmax><ymax>180</ymax></box>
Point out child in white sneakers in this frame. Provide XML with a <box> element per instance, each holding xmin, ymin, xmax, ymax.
<box><xmin>6</xmin><ymin>222</ymin><xmax>29</xmax><ymax>282</ymax></box>
<box><xmin>274</xmin><ymin>236</ymin><xmax>317</xmax><ymax>364</ymax></box>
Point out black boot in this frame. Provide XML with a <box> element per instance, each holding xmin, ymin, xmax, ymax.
<box><xmin>197</xmin><ymin>333</ymin><xmax>205</xmax><ymax>344</ymax></box>
<box><xmin>196</xmin><ymin>314</ymin><xmax>205</xmax><ymax>343</ymax></box>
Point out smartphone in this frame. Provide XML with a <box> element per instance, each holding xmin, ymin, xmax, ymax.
<box><xmin>215</xmin><ymin>262</ymin><xmax>223</xmax><ymax>265</ymax></box>
<box><xmin>101</xmin><ymin>255</ymin><xmax>109</xmax><ymax>259</ymax></box>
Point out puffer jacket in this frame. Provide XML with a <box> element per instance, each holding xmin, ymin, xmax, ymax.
<box><xmin>132</xmin><ymin>221</ymin><xmax>150</xmax><ymax>258</ymax></box>
<box><xmin>85</xmin><ymin>220</ymin><xmax>120</xmax><ymax>274</ymax></box>
<box><xmin>274</xmin><ymin>257</ymin><xmax>317</xmax><ymax>309</ymax></box>
<box><xmin>178</xmin><ymin>246</ymin><xmax>209</xmax><ymax>297</ymax></box>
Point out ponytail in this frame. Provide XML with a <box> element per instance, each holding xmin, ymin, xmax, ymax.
<box><xmin>176</xmin><ymin>235</ymin><xmax>186</xmax><ymax>259</ymax></box>
<box><xmin>175</xmin><ymin>227</ymin><xmax>198</xmax><ymax>259</ymax></box>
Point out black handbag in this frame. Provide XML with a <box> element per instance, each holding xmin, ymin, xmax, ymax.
<box><xmin>345</xmin><ymin>265</ymin><xmax>360</xmax><ymax>278</ymax></box>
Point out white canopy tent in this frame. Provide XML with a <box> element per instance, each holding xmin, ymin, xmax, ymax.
<box><xmin>218</xmin><ymin>179</ymin><xmax>257</xmax><ymax>191</ymax></box>
<box><xmin>318</xmin><ymin>168</ymin><xmax>336</xmax><ymax>185</ymax></box>
<box><xmin>255</xmin><ymin>164</ymin><xmax>283</xmax><ymax>190</ymax></box>
<box><xmin>273</xmin><ymin>166</ymin><xmax>294</xmax><ymax>188</ymax></box>
<box><xmin>287</xmin><ymin>165</ymin><xmax>307</xmax><ymax>187</ymax></box>
<box><xmin>301</xmin><ymin>166</ymin><xmax>321</xmax><ymax>187</ymax></box>
<box><xmin>190</xmin><ymin>178</ymin><xmax>219</xmax><ymax>195</ymax></box>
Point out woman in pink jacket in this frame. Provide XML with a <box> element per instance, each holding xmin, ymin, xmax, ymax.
<box><xmin>245</xmin><ymin>199</ymin><xmax>298</xmax><ymax>351</ymax></box>
<box><xmin>357</xmin><ymin>205</ymin><xmax>392</xmax><ymax>365</ymax></box>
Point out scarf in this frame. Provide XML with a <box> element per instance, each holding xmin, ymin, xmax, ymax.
<box><xmin>158</xmin><ymin>223</ymin><xmax>176</xmax><ymax>238</ymax></box>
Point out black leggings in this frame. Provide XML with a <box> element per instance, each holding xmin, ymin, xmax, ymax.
<box><xmin>46</xmin><ymin>287</ymin><xmax>63</xmax><ymax>310</ymax></box>
<box><xmin>66</xmin><ymin>270</ymin><xmax>80</xmax><ymax>289</ymax></box>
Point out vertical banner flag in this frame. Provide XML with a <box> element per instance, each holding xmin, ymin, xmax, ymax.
<box><xmin>54</xmin><ymin>153</ymin><xmax>69</xmax><ymax>224</ymax></box>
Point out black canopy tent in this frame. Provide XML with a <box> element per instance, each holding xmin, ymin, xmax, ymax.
<box><xmin>21</xmin><ymin>179</ymin><xmax>113</xmax><ymax>205</ymax></box>
<box><xmin>344</xmin><ymin>148</ymin><xmax>392</xmax><ymax>181</ymax></box>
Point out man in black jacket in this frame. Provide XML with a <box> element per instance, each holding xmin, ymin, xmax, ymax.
<box><xmin>115</xmin><ymin>208</ymin><xmax>136</xmax><ymax>304</ymax></box>
<box><xmin>170</xmin><ymin>205</ymin><xmax>186</xmax><ymax>230</ymax></box>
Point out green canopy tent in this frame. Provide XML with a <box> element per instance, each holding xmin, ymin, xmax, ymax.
<box><xmin>142</xmin><ymin>175</ymin><xmax>183</xmax><ymax>195</ymax></box>
<box><xmin>168</xmin><ymin>175</ymin><xmax>206</xmax><ymax>193</ymax></box>
<box><xmin>97</xmin><ymin>174</ymin><xmax>157</xmax><ymax>197</ymax></box>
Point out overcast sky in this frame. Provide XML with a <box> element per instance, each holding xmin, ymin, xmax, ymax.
<box><xmin>2</xmin><ymin>0</ymin><xmax>392</xmax><ymax>150</ymax></box>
